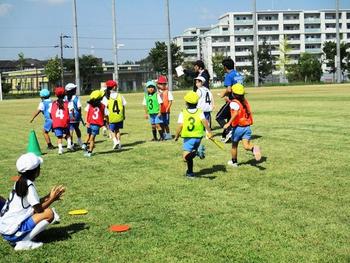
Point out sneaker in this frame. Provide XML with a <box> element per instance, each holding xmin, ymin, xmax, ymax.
<box><xmin>166</xmin><ymin>134</ymin><xmax>172</xmax><ymax>140</ymax></box>
<box><xmin>253</xmin><ymin>146</ymin><xmax>261</xmax><ymax>161</ymax></box>
<box><xmin>197</xmin><ymin>145</ymin><xmax>205</xmax><ymax>159</ymax></box>
<box><xmin>185</xmin><ymin>171</ymin><xmax>196</xmax><ymax>178</ymax></box>
<box><xmin>84</xmin><ymin>152</ymin><xmax>92</xmax><ymax>157</ymax></box>
<box><xmin>58</xmin><ymin>149</ymin><xmax>64</xmax><ymax>155</ymax></box>
<box><xmin>14</xmin><ymin>240</ymin><xmax>43</xmax><ymax>251</ymax></box>
<box><xmin>47</xmin><ymin>144</ymin><xmax>55</xmax><ymax>150</ymax></box>
<box><xmin>224</xmin><ymin>130</ymin><xmax>232</xmax><ymax>143</ymax></box>
<box><xmin>81</xmin><ymin>143</ymin><xmax>87</xmax><ymax>150</ymax></box>
<box><xmin>227</xmin><ymin>160</ymin><xmax>238</xmax><ymax>167</ymax></box>
<box><xmin>67</xmin><ymin>145</ymin><xmax>74</xmax><ymax>152</ymax></box>
<box><xmin>113</xmin><ymin>142</ymin><xmax>118</xmax><ymax>150</ymax></box>
<box><xmin>51</xmin><ymin>207</ymin><xmax>60</xmax><ymax>224</ymax></box>
<box><xmin>117</xmin><ymin>143</ymin><xmax>122</xmax><ymax>150</ymax></box>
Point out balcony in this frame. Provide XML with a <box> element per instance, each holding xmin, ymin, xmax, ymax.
<box><xmin>305</xmin><ymin>48</ymin><xmax>322</xmax><ymax>54</ymax></box>
<box><xmin>235</xmin><ymin>61</ymin><xmax>252</xmax><ymax>67</ymax></box>
<box><xmin>304</xmin><ymin>18</ymin><xmax>321</xmax><ymax>23</ymax></box>
<box><xmin>234</xmin><ymin>19</ymin><xmax>253</xmax><ymax>25</ymax></box>
<box><xmin>234</xmin><ymin>30</ymin><xmax>254</xmax><ymax>35</ymax></box>
<box><xmin>305</xmin><ymin>38</ymin><xmax>321</xmax><ymax>44</ymax></box>
<box><xmin>235</xmin><ymin>51</ymin><xmax>252</xmax><ymax>56</ymax></box>
<box><xmin>304</xmin><ymin>28</ymin><xmax>321</xmax><ymax>33</ymax></box>
<box><xmin>234</xmin><ymin>40</ymin><xmax>253</xmax><ymax>46</ymax></box>
<box><xmin>183</xmin><ymin>41</ymin><xmax>198</xmax><ymax>46</ymax></box>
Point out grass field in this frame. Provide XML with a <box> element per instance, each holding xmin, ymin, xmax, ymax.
<box><xmin>0</xmin><ymin>84</ymin><xmax>349</xmax><ymax>262</ymax></box>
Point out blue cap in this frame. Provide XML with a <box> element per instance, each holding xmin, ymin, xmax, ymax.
<box><xmin>146</xmin><ymin>80</ymin><xmax>156</xmax><ymax>88</ymax></box>
<box><xmin>39</xmin><ymin>89</ymin><xmax>50</xmax><ymax>97</ymax></box>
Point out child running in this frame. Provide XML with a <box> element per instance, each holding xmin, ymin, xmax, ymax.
<box><xmin>175</xmin><ymin>91</ymin><xmax>213</xmax><ymax>178</ymax></box>
<box><xmin>143</xmin><ymin>80</ymin><xmax>164</xmax><ymax>141</ymax></box>
<box><xmin>83</xmin><ymin>90</ymin><xmax>108</xmax><ymax>157</ymax></box>
<box><xmin>0</xmin><ymin>153</ymin><xmax>64</xmax><ymax>251</ymax></box>
<box><xmin>157</xmin><ymin>75</ymin><xmax>173</xmax><ymax>140</ymax></box>
<box><xmin>101</xmin><ymin>80</ymin><xmax>116</xmax><ymax>138</ymax></box>
<box><xmin>30</xmin><ymin>89</ymin><xmax>54</xmax><ymax>149</ymax></box>
<box><xmin>195</xmin><ymin>76</ymin><xmax>214</xmax><ymax>128</ymax></box>
<box><xmin>223</xmin><ymin>83</ymin><xmax>261</xmax><ymax>167</ymax></box>
<box><xmin>50</xmin><ymin>87</ymin><xmax>72</xmax><ymax>155</ymax></box>
<box><xmin>65</xmin><ymin>83</ymin><xmax>83</xmax><ymax>149</ymax></box>
<box><xmin>106</xmin><ymin>81</ymin><xmax>127</xmax><ymax>150</ymax></box>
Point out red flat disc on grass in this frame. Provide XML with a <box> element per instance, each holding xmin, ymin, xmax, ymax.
<box><xmin>109</xmin><ymin>225</ymin><xmax>130</xmax><ymax>232</ymax></box>
<box><xmin>10</xmin><ymin>176</ymin><xmax>19</xmax><ymax>182</ymax></box>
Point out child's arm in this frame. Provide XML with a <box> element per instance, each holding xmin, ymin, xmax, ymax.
<box><xmin>166</xmin><ymin>100</ymin><xmax>172</xmax><ymax>113</ymax></box>
<box><xmin>144</xmin><ymin>106</ymin><xmax>148</xmax><ymax>119</ymax></box>
<box><xmin>30</xmin><ymin>110</ymin><xmax>41</xmax><ymax>123</ymax></box>
<box><xmin>174</xmin><ymin>124</ymin><xmax>183</xmax><ymax>141</ymax></box>
<box><xmin>36</xmin><ymin>185</ymin><xmax>65</xmax><ymax>212</ymax></box>
<box><xmin>201</xmin><ymin>119</ymin><xmax>213</xmax><ymax>139</ymax></box>
<box><xmin>223</xmin><ymin>111</ymin><xmax>238</xmax><ymax>130</ymax></box>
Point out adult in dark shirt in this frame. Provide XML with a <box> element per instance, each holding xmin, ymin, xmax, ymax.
<box><xmin>184</xmin><ymin>60</ymin><xmax>210</xmax><ymax>91</ymax></box>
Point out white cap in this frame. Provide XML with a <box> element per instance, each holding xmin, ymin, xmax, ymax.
<box><xmin>16</xmin><ymin>153</ymin><xmax>43</xmax><ymax>173</ymax></box>
<box><xmin>195</xmin><ymin>76</ymin><xmax>206</xmax><ymax>84</ymax></box>
<box><xmin>65</xmin><ymin>83</ymin><xmax>77</xmax><ymax>91</ymax></box>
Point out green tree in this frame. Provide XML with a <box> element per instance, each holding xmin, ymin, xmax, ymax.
<box><xmin>212</xmin><ymin>53</ymin><xmax>225</xmax><ymax>81</ymax></box>
<box><xmin>277</xmin><ymin>36</ymin><xmax>291</xmax><ymax>83</ymax></box>
<box><xmin>322</xmin><ymin>41</ymin><xmax>350</xmax><ymax>78</ymax></box>
<box><xmin>148</xmin><ymin>41</ymin><xmax>184</xmax><ymax>74</ymax></box>
<box><xmin>44</xmin><ymin>56</ymin><xmax>61</xmax><ymax>88</ymax></box>
<box><xmin>249</xmin><ymin>40</ymin><xmax>275</xmax><ymax>83</ymax></box>
<box><xmin>287</xmin><ymin>53</ymin><xmax>322</xmax><ymax>83</ymax></box>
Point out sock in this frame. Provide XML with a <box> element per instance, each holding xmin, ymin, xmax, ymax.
<box><xmin>232</xmin><ymin>158</ymin><xmax>237</xmax><ymax>164</ymax></box>
<box><xmin>22</xmin><ymin>220</ymin><xmax>49</xmax><ymax>241</ymax></box>
<box><xmin>77</xmin><ymin>137</ymin><xmax>82</xmax><ymax>146</ymax></box>
<box><xmin>158</xmin><ymin>130</ymin><xmax>164</xmax><ymax>139</ymax></box>
<box><xmin>67</xmin><ymin>138</ymin><xmax>72</xmax><ymax>148</ymax></box>
<box><xmin>113</xmin><ymin>137</ymin><xmax>118</xmax><ymax>144</ymax></box>
<box><xmin>58</xmin><ymin>143</ymin><xmax>63</xmax><ymax>151</ymax></box>
<box><xmin>185</xmin><ymin>152</ymin><xmax>197</xmax><ymax>173</ymax></box>
<box><xmin>152</xmin><ymin>129</ymin><xmax>157</xmax><ymax>140</ymax></box>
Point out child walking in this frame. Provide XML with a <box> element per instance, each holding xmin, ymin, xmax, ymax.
<box><xmin>0</xmin><ymin>153</ymin><xmax>65</xmax><ymax>251</ymax></box>
<box><xmin>175</xmin><ymin>91</ymin><xmax>213</xmax><ymax>178</ymax></box>
<box><xmin>143</xmin><ymin>80</ymin><xmax>164</xmax><ymax>141</ymax></box>
<box><xmin>83</xmin><ymin>90</ymin><xmax>108</xmax><ymax>157</ymax></box>
<box><xmin>195</xmin><ymin>76</ymin><xmax>214</xmax><ymax>128</ymax></box>
<box><xmin>50</xmin><ymin>87</ymin><xmax>72</xmax><ymax>155</ymax></box>
<box><xmin>30</xmin><ymin>89</ymin><xmax>54</xmax><ymax>149</ymax></box>
<box><xmin>157</xmin><ymin>75</ymin><xmax>173</xmax><ymax>140</ymax></box>
<box><xmin>107</xmin><ymin>81</ymin><xmax>127</xmax><ymax>150</ymax></box>
<box><xmin>65</xmin><ymin>83</ymin><xmax>83</xmax><ymax>148</ymax></box>
<box><xmin>223</xmin><ymin>83</ymin><xmax>261</xmax><ymax>167</ymax></box>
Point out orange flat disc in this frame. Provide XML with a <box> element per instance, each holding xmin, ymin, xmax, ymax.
<box><xmin>109</xmin><ymin>225</ymin><xmax>130</xmax><ymax>232</ymax></box>
<box><xmin>10</xmin><ymin>176</ymin><xmax>20</xmax><ymax>182</ymax></box>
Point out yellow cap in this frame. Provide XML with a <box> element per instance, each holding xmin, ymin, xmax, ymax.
<box><xmin>184</xmin><ymin>91</ymin><xmax>199</xmax><ymax>104</ymax></box>
<box><xmin>90</xmin><ymin>90</ymin><xmax>104</xmax><ymax>100</ymax></box>
<box><xmin>231</xmin><ymin>83</ymin><xmax>245</xmax><ymax>95</ymax></box>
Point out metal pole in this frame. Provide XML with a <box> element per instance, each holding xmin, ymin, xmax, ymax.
<box><xmin>165</xmin><ymin>0</ymin><xmax>173</xmax><ymax>91</ymax></box>
<box><xmin>112</xmin><ymin>0</ymin><xmax>119</xmax><ymax>83</ymax></box>
<box><xmin>60</xmin><ymin>33</ymin><xmax>64</xmax><ymax>86</ymax></box>
<box><xmin>72</xmin><ymin>0</ymin><xmax>81</xmax><ymax>94</ymax></box>
<box><xmin>0</xmin><ymin>73</ymin><xmax>3</xmax><ymax>101</ymax></box>
<box><xmin>336</xmin><ymin>0</ymin><xmax>341</xmax><ymax>83</ymax></box>
<box><xmin>253</xmin><ymin>0</ymin><xmax>259</xmax><ymax>87</ymax></box>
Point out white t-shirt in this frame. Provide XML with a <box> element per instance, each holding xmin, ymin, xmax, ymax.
<box><xmin>159</xmin><ymin>90</ymin><xmax>174</xmax><ymax>101</ymax></box>
<box><xmin>177</xmin><ymin>108</ymin><xmax>206</xmax><ymax>124</ymax></box>
<box><xmin>0</xmin><ymin>180</ymin><xmax>40</xmax><ymax>235</ymax></box>
<box><xmin>67</xmin><ymin>95</ymin><xmax>82</xmax><ymax>110</ymax></box>
<box><xmin>229</xmin><ymin>101</ymin><xmax>240</xmax><ymax>111</ymax></box>
<box><xmin>110</xmin><ymin>92</ymin><xmax>127</xmax><ymax>106</ymax></box>
<box><xmin>196</xmin><ymin>87</ymin><xmax>213</xmax><ymax>112</ymax></box>
<box><xmin>142</xmin><ymin>93</ymin><xmax>163</xmax><ymax>105</ymax></box>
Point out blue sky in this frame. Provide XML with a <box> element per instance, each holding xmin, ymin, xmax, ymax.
<box><xmin>0</xmin><ymin>0</ymin><xmax>349</xmax><ymax>63</ymax></box>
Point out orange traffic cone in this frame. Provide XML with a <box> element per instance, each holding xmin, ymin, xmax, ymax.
<box><xmin>27</xmin><ymin>130</ymin><xmax>42</xmax><ymax>156</ymax></box>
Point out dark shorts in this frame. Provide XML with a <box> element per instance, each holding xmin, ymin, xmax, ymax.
<box><xmin>43</xmin><ymin>119</ymin><xmax>52</xmax><ymax>132</ymax></box>
<box><xmin>87</xmin><ymin>124</ymin><xmax>101</xmax><ymax>136</ymax></box>
<box><xmin>231</xmin><ymin>126</ymin><xmax>252</xmax><ymax>143</ymax></box>
<box><xmin>109</xmin><ymin>122</ymin><xmax>123</xmax><ymax>132</ymax></box>
<box><xmin>161</xmin><ymin>113</ymin><xmax>170</xmax><ymax>125</ymax></box>
<box><xmin>54</xmin><ymin>127</ymin><xmax>69</xmax><ymax>137</ymax></box>
<box><xmin>69</xmin><ymin>122</ymin><xmax>80</xmax><ymax>131</ymax></box>
<box><xmin>183</xmin><ymin>138</ymin><xmax>202</xmax><ymax>152</ymax></box>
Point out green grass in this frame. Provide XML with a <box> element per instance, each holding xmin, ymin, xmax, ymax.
<box><xmin>0</xmin><ymin>84</ymin><xmax>349</xmax><ymax>262</ymax></box>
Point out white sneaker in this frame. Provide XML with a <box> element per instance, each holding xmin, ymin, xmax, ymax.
<box><xmin>117</xmin><ymin>143</ymin><xmax>122</xmax><ymax>150</ymax></box>
<box><xmin>58</xmin><ymin>149</ymin><xmax>64</xmax><ymax>155</ymax></box>
<box><xmin>81</xmin><ymin>143</ymin><xmax>87</xmax><ymax>150</ymax></box>
<box><xmin>51</xmin><ymin>207</ymin><xmax>60</xmax><ymax>224</ymax></box>
<box><xmin>227</xmin><ymin>160</ymin><xmax>238</xmax><ymax>167</ymax></box>
<box><xmin>14</xmin><ymin>240</ymin><xmax>43</xmax><ymax>251</ymax></box>
<box><xmin>67</xmin><ymin>145</ymin><xmax>74</xmax><ymax>151</ymax></box>
<box><xmin>113</xmin><ymin>142</ymin><xmax>118</xmax><ymax>150</ymax></box>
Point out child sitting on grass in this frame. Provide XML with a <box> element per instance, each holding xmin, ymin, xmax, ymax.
<box><xmin>0</xmin><ymin>153</ymin><xmax>64</xmax><ymax>251</ymax></box>
<box><xmin>175</xmin><ymin>91</ymin><xmax>213</xmax><ymax>178</ymax></box>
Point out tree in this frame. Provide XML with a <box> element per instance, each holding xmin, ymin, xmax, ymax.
<box><xmin>322</xmin><ymin>41</ymin><xmax>350</xmax><ymax>78</ymax></box>
<box><xmin>212</xmin><ymin>53</ymin><xmax>225</xmax><ymax>81</ymax></box>
<box><xmin>44</xmin><ymin>56</ymin><xmax>61</xmax><ymax>88</ymax></box>
<box><xmin>148</xmin><ymin>41</ymin><xmax>184</xmax><ymax>74</ymax></box>
<box><xmin>277</xmin><ymin>36</ymin><xmax>292</xmax><ymax>83</ymax></box>
<box><xmin>249</xmin><ymin>40</ymin><xmax>275</xmax><ymax>83</ymax></box>
<box><xmin>287</xmin><ymin>53</ymin><xmax>322</xmax><ymax>83</ymax></box>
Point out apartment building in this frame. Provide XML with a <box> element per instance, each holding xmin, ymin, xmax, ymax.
<box><xmin>174</xmin><ymin>9</ymin><xmax>350</xmax><ymax>80</ymax></box>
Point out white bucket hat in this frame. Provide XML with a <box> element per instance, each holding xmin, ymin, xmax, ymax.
<box><xmin>194</xmin><ymin>76</ymin><xmax>206</xmax><ymax>84</ymax></box>
<box><xmin>65</xmin><ymin>83</ymin><xmax>77</xmax><ymax>91</ymax></box>
<box><xmin>16</xmin><ymin>153</ymin><xmax>43</xmax><ymax>173</ymax></box>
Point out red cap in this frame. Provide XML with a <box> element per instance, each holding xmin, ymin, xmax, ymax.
<box><xmin>157</xmin><ymin>75</ymin><xmax>167</xmax><ymax>84</ymax></box>
<box><xmin>106</xmin><ymin>80</ymin><xmax>117</xmax><ymax>88</ymax></box>
<box><xmin>54</xmin><ymin>87</ymin><xmax>65</xmax><ymax>97</ymax></box>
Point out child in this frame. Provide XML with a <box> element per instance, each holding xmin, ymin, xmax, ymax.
<box><xmin>157</xmin><ymin>75</ymin><xmax>173</xmax><ymax>140</ymax></box>
<box><xmin>50</xmin><ymin>87</ymin><xmax>72</xmax><ymax>155</ymax></box>
<box><xmin>101</xmin><ymin>80</ymin><xmax>116</xmax><ymax>138</ymax></box>
<box><xmin>195</xmin><ymin>76</ymin><xmax>214</xmax><ymax>128</ymax></box>
<box><xmin>65</xmin><ymin>83</ymin><xmax>83</xmax><ymax>148</ymax></box>
<box><xmin>30</xmin><ymin>89</ymin><xmax>54</xmax><ymax>149</ymax></box>
<box><xmin>143</xmin><ymin>80</ymin><xmax>164</xmax><ymax>141</ymax></box>
<box><xmin>83</xmin><ymin>90</ymin><xmax>108</xmax><ymax>157</ymax></box>
<box><xmin>223</xmin><ymin>83</ymin><xmax>261</xmax><ymax>167</ymax></box>
<box><xmin>107</xmin><ymin>81</ymin><xmax>127</xmax><ymax>150</ymax></box>
<box><xmin>0</xmin><ymin>153</ymin><xmax>64</xmax><ymax>251</ymax></box>
<box><xmin>175</xmin><ymin>91</ymin><xmax>213</xmax><ymax>178</ymax></box>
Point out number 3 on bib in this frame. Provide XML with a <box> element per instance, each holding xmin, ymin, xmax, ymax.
<box><xmin>92</xmin><ymin>108</ymin><xmax>100</xmax><ymax>120</ymax></box>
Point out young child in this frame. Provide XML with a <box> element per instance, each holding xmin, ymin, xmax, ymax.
<box><xmin>143</xmin><ymin>80</ymin><xmax>164</xmax><ymax>141</ymax></box>
<box><xmin>223</xmin><ymin>83</ymin><xmax>261</xmax><ymax>167</ymax></box>
<box><xmin>101</xmin><ymin>80</ymin><xmax>116</xmax><ymax>138</ymax></box>
<box><xmin>0</xmin><ymin>153</ymin><xmax>64</xmax><ymax>251</ymax></box>
<box><xmin>175</xmin><ymin>91</ymin><xmax>213</xmax><ymax>178</ymax></box>
<box><xmin>30</xmin><ymin>89</ymin><xmax>54</xmax><ymax>149</ymax></box>
<box><xmin>83</xmin><ymin>90</ymin><xmax>108</xmax><ymax>157</ymax></box>
<box><xmin>107</xmin><ymin>81</ymin><xmax>127</xmax><ymax>150</ymax></box>
<box><xmin>50</xmin><ymin>87</ymin><xmax>72</xmax><ymax>155</ymax></box>
<box><xmin>157</xmin><ymin>75</ymin><xmax>173</xmax><ymax>140</ymax></box>
<box><xmin>195</xmin><ymin>76</ymin><xmax>214</xmax><ymax>128</ymax></box>
<box><xmin>65</xmin><ymin>83</ymin><xmax>83</xmax><ymax>148</ymax></box>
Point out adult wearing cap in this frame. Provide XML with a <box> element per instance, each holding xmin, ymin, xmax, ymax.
<box><xmin>0</xmin><ymin>153</ymin><xmax>65</xmax><ymax>251</ymax></box>
<box><xmin>157</xmin><ymin>75</ymin><xmax>174</xmax><ymax>140</ymax></box>
<box><xmin>184</xmin><ymin>60</ymin><xmax>210</xmax><ymax>91</ymax></box>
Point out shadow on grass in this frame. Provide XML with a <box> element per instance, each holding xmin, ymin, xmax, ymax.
<box><xmin>121</xmin><ymin>132</ymin><xmax>129</xmax><ymax>135</ymax></box>
<box><xmin>251</xmin><ymin>134</ymin><xmax>263</xmax><ymax>140</ymax></box>
<box><xmin>122</xmin><ymin>140</ymin><xmax>146</xmax><ymax>147</ymax></box>
<box><xmin>96</xmin><ymin>148</ymin><xmax>132</xmax><ymax>155</ymax></box>
<box><xmin>196</xmin><ymin>164</ymin><xmax>227</xmax><ymax>179</ymax></box>
<box><xmin>37</xmin><ymin>223</ymin><xmax>89</xmax><ymax>243</ymax></box>
<box><xmin>240</xmin><ymin>156</ymin><xmax>267</xmax><ymax>171</ymax></box>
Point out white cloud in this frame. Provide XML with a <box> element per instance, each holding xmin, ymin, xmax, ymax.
<box><xmin>0</xmin><ymin>3</ymin><xmax>13</xmax><ymax>17</ymax></box>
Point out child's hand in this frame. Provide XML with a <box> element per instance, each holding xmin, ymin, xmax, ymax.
<box><xmin>223</xmin><ymin>123</ymin><xmax>230</xmax><ymax>130</ymax></box>
<box><xmin>50</xmin><ymin>185</ymin><xmax>65</xmax><ymax>201</ymax></box>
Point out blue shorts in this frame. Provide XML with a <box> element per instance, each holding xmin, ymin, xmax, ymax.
<box><xmin>109</xmin><ymin>122</ymin><xmax>123</xmax><ymax>132</ymax></box>
<box><xmin>203</xmin><ymin>112</ymin><xmax>211</xmax><ymax>123</ymax></box>
<box><xmin>231</xmin><ymin>126</ymin><xmax>252</xmax><ymax>143</ymax></box>
<box><xmin>183</xmin><ymin>138</ymin><xmax>202</xmax><ymax>152</ymax></box>
<box><xmin>2</xmin><ymin>216</ymin><xmax>36</xmax><ymax>243</ymax></box>
<box><xmin>87</xmin><ymin>124</ymin><xmax>101</xmax><ymax>136</ymax></box>
<box><xmin>161</xmin><ymin>113</ymin><xmax>170</xmax><ymax>125</ymax></box>
<box><xmin>69</xmin><ymin>122</ymin><xmax>80</xmax><ymax>131</ymax></box>
<box><xmin>43</xmin><ymin>119</ymin><xmax>52</xmax><ymax>132</ymax></box>
<box><xmin>54</xmin><ymin>127</ymin><xmax>69</xmax><ymax>137</ymax></box>
<box><xmin>149</xmin><ymin>114</ymin><xmax>163</xmax><ymax>125</ymax></box>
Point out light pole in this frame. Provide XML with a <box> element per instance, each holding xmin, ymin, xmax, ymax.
<box><xmin>60</xmin><ymin>34</ymin><xmax>71</xmax><ymax>86</ymax></box>
<box><xmin>335</xmin><ymin>0</ymin><xmax>341</xmax><ymax>83</ymax></box>
<box><xmin>72</xmin><ymin>0</ymin><xmax>81</xmax><ymax>94</ymax></box>
<box><xmin>165</xmin><ymin>0</ymin><xmax>173</xmax><ymax>91</ymax></box>
<box><xmin>112</xmin><ymin>0</ymin><xmax>119</xmax><ymax>83</ymax></box>
<box><xmin>253</xmin><ymin>0</ymin><xmax>259</xmax><ymax>87</ymax></box>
